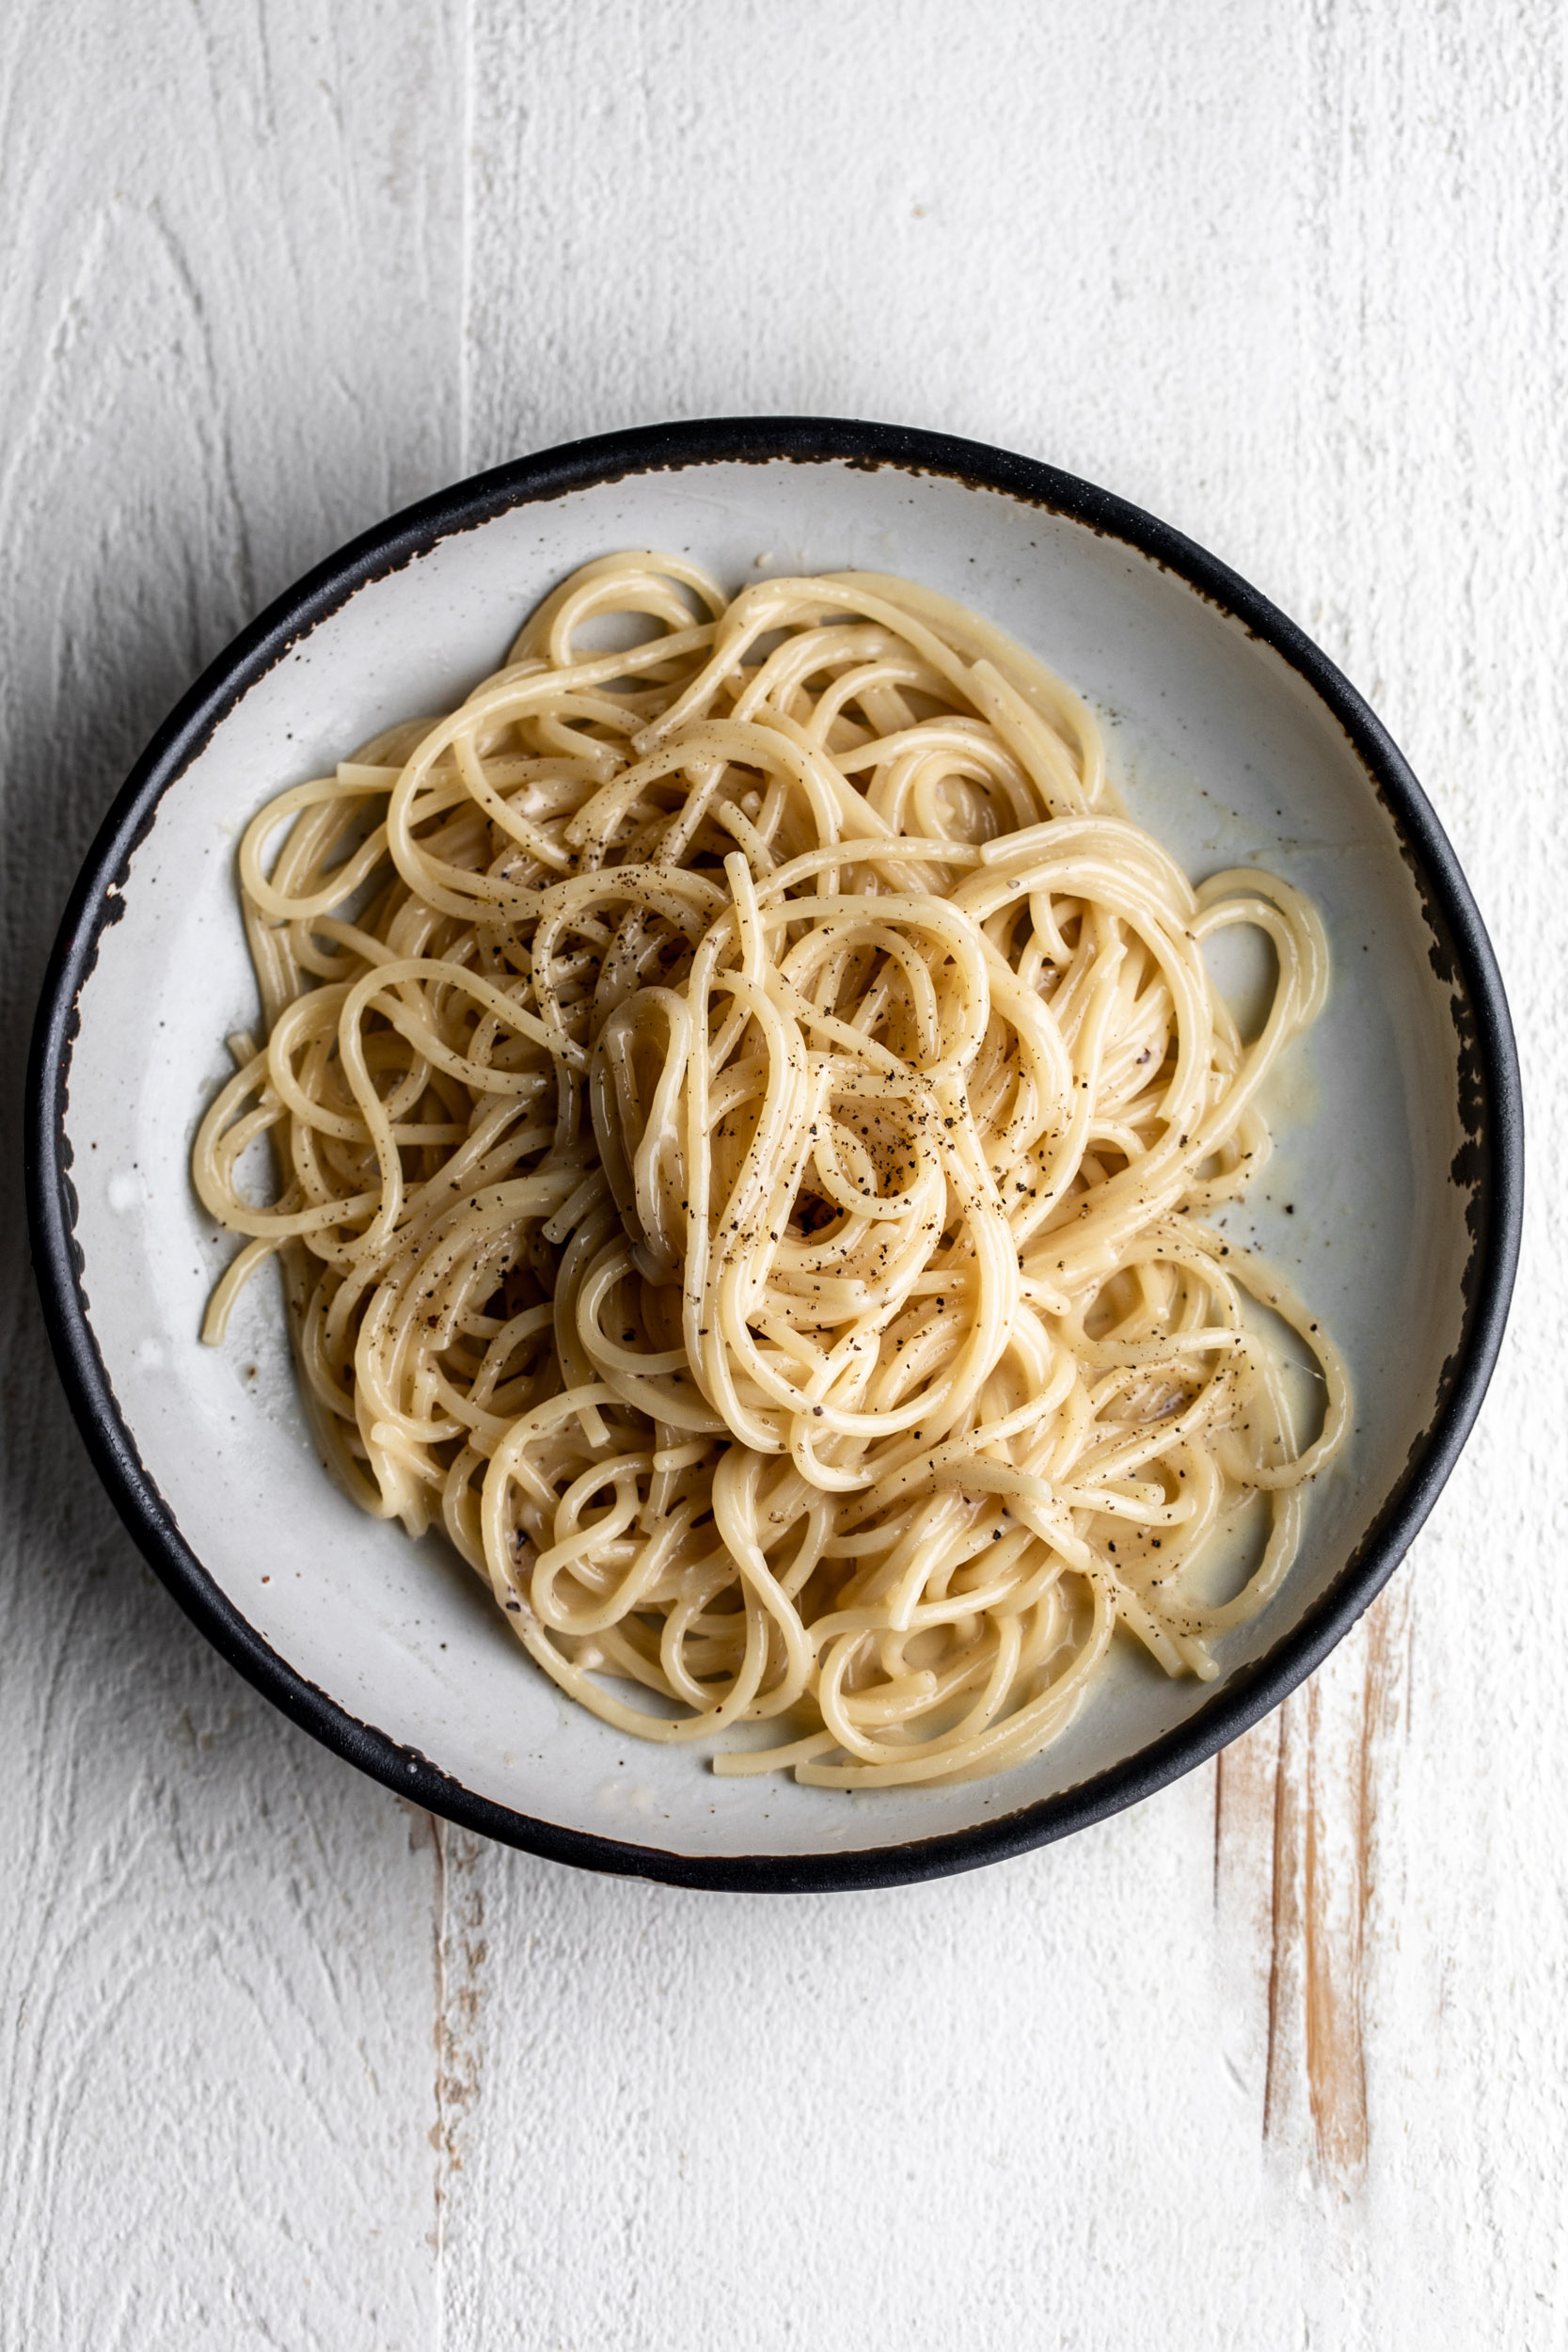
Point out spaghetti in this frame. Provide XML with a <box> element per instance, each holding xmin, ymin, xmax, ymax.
<box><xmin>195</xmin><ymin>553</ymin><xmax>1348</xmax><ymax>1788</ymax></box>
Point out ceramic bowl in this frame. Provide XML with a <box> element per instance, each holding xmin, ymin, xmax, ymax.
<box><xmin>26</xmin><ymin>419</ymin><xmax>1523</xmax><ymax>1891</ymax></box>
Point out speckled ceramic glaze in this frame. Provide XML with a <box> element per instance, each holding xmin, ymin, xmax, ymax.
<box><xmin>26</xmin><ymin>420</ymin><xmax>1522</xmax><ymax>1889</ymax></box>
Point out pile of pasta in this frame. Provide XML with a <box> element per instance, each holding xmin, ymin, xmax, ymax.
<box><xmin>196</xmin><ymin>554</ymin><xmax>1347</xmax><ymax>1788</ymax></box>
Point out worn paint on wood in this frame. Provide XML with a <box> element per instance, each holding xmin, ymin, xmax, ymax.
<box><xmin>0</xmin><ymin>4</ymin><xmax>462</xmax><ymax>2348</ymax></box>
<box><xmin>3</xmin><ymin>1</ymin><xmax>1564</xmax><ymax>2346</ymax></box>
<box><xmin>1213</xmin><ymin>1581</ymin><xmax>1412</xmax><ymax>2196</ymax></box>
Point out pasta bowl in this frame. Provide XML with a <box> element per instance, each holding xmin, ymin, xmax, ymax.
<box><xmin>25</xmin><ymin>419</ymin><xmax>1522</xmax><ymax>1890</ymax></box>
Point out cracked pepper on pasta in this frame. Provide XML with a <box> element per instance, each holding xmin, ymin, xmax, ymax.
<box><xmin>195</xmin><ymin>554</ymin><xmax>1348</xmax><ymax>1787</ymax></box>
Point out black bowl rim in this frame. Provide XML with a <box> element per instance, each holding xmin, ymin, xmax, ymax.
<box><xmin>25</xmin><ymin>415</ymin><xmax>1524</xmax><ymax>1894</ymax></box>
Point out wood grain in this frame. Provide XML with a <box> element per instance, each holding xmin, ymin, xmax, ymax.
<box><xmin>0</xmin><ymin>4</ymin><xmax>463</xmax><ymax>2346</ymax></box>
<box><xmin>4</xmin><ymin>1</ymin><xmax>1564</xmax><ymax>2344</ymax></box>
<box><xmin>1213</xmin><ymin>1582</ymin><xmax>1412</xmax><ymax>2194</ymax></box>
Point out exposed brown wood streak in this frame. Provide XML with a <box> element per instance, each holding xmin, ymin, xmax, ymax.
<box><xmin>1303</xmin><ymin>1673</ymin><xmax>1368</xmax><ymax>2180</ymax></box>
<box><xmin>1218</xmin><ymin>1586</ymin><xmax>1408</xmax><ymax>2190</ymax></box>
<box><xmin>433</xmin><ymin>1821</ymin><xmax>488</xmax><ymax>2249</ymax></box>
<box><xmin>1262</xmin><ymin>1692</ymin><xmax>1302</xmax><ymax>2153</ymax></box>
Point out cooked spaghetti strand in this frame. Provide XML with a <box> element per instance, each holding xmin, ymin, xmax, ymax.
<box><xmin>197</xmin><ymin>554</ymin><xmax>1347</xmax><ymax>1786</ymax></box>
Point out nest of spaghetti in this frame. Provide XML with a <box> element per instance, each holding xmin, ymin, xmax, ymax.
<box><xmin>196</xmin><ymin>554</ymin><xmax>1348</xmax><ymax>1788</ymax></box>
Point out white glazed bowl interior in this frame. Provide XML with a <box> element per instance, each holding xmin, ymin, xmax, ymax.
<box><xmin>53</xmin><ymin>446</ymin><xmax>1497</xmax><ymax>1873</ymax></box>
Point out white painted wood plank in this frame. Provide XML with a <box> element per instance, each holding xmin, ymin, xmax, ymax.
<box><xmin>0</xmin><ymin>4</ymin><xmax>466</xmax><ymax>2344</ymax></box>
<box><xmin>436</xmin><ymin>1802</ymin><xmax>1305</xmax><ymax>2351</ymax></box>
<box><xmin>451</xmin><ymin>4</ymin><xmax>1567</xmax><ymax>2347</ymax></box>
<box><xmin>4</xmin><ymin>2</ymin><xmax>1562</xmax><ymax>2346</ymax></box>
<box><xmin>1277</xmin><ymin>9</ymin><xmax>1568</xmax><ymax>2342</ymax></box>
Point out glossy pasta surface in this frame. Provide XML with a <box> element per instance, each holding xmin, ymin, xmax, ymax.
<box><xmin>196</xmin><ymin>556</ymin><xmax>1347</xmax><ymax>1787</ymax></box>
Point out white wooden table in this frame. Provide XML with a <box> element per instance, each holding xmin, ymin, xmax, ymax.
<box><xmin>3</xmin><ymin>6</ymin><xmax>1560</xmax><ymax>2345</ymax></box>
